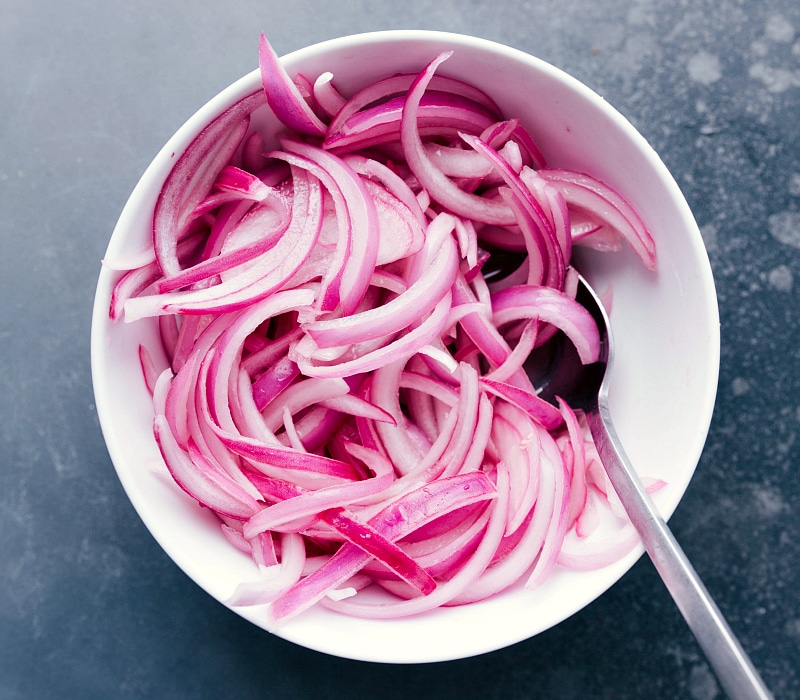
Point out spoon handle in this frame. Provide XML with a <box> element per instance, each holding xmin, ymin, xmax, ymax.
<box><xmin>587</xmin><ymin>407</ymin><xmax>773</xmax><ymax>700</ymax></box>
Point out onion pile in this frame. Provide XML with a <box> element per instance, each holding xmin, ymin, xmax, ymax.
<box><xmin>107</xmin><ymin>33</ymin><xmax>659</xmax><ymax>623</ymax></box>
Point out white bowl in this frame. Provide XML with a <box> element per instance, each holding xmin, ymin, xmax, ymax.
<box><xmin>91</xmin><ymin>30</ymin><xmax>719</xmax><ymax>663</ymax></box>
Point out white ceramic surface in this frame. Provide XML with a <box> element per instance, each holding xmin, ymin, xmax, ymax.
<box><xmin>91</xmin><ymin>30</ymin><xmax>719</xmax><ymax>663</ymax></box>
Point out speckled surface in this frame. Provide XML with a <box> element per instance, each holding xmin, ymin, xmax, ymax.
<box><xmin>1</xmin><ymin>1</ymin><xmax>798</xmax><ymax>698</ymax></box>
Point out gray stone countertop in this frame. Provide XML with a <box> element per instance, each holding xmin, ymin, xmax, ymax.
<box><xmin>1</xmin><ymin>1</ymin><xmax>798</xmax><ymax>698</ymax></box>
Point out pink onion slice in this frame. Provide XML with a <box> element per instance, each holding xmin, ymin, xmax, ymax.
<box><xmin>226</xmin><ymin>532</ymin><xmax>306</xmax><ymax>606</ymax></box>
<box><xmin>258</xmin><ymin>33</ymin><xmax>327</xmax><ymax>137</ymax></box>
<box><xmin>304</xmin><ymin>220</ymin><xmax>458</xmax><ymax>349</ymax></box>
<box><xmin>539</xmin><ymin>169</ymin><xmax>656</xmax><ymax>270</ymax></box>
<box><xmin>155</xmin><ymin>197</ymin><xmax>290</xmax><ymax>294</ymax></box>
<box><xmin>241</xmin><ymin>470</ymin><xmax>436</xmax><ymax>596</ymax></box>
<box><xmin>400</xmin><ymin>53</ymin><xmax>516</xmax><ymax>226</ymax></box>
<box><xmin>325</xmin><ymin>72</ymin><xmax>502</xmax><ymax>137</ymax></box>
<box><xmin>321</xmin><ymin>465</ymin><xmax>509</xmax><ymax>618</ymax></box>
<box><xmin>268</xmin><ymin>471</ymin><xmax>497</xmax><ymax>622</ymax></box>
<box><xmin>294</xmin><ymin>292</ymin><xmax>452</xmax><ymax>379</ymax></box>
<box><xmin>153</xmin><ymin>415</ymin><xmax>260</xmax><ymax>520</ymax></box>
<box><xmin>124</xmin><ymin>168</ymin><xmax>324</xmax><ymax>320</ymax></box>
<box><xmin>278</xmin><ymin>139</ymin><xmax>379</xmax><ymax>315</ymax></box>
<box><xmin>490</xmin><ymin>284</ymin><xmax>601</xmax><ymax>365</ymax></box>
<box><xmin>153</xmin><ymin>91</ymin><xmax>264</xmax><ymax>277</ymax></box>
<box><xmin>324</xmin><ymin>92</ymin><xmax>497</xmax><ymax>153</ymax></box>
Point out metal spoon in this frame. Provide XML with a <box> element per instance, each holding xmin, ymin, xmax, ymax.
<box><xmin>537</xmin><ymin>275</ymin><xmax>772</xmax><ymax>700</ymax></box>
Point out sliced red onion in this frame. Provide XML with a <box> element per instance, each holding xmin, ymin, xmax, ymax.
<box><xmin>251</xmin><ymin>356</ymin><xmax>300</xmax><ymax>411</ymax></box>
<box><xmin>214</xmin><ymin>165</ymin><xmax>275</xmax><ymax>201</ymax></box>
<box><xmin>268</xmin><ymin>471</ymin><xmax>497</xmax><ymax>622</ymax></box>
<box><xmin>113</xmin><ymin>37</ymin><xmax>663</xmax><ymax>623</ymax></box>
<box><xmin>400</xmin><ymin>53</ymin><xmax>516</xmax><ymax>226</ymax></box>
<box><xmin>125</xmin><ymin>168</ymin><xmax>324</xmax><ymax>320</ymax></box>
<box><xmin>153</xmin><ymin>415</ymin><xmax>260</xmax><ymax>520</ymax></box>
<box><xmin>226</xmin><ymin>531</ymin><xmax>306</xmax><ymax>606</ymax></box>
<box><xmin>155</xmin><ymin>198</ymin><xmax>290</xmax><ymax>294</ymax></box>
<box><xmin>304</xmin><ymin>221</ymin><xmax>458</xmax><ymax>349</ymax></box>
<box><xmin>480</xmin><ymin>378</ymin><xmax>563</xmax><ymax>430</ymax></box>
<box><xmin>320</xmin><ymin>465</ymin><xmax>509</xmax><ymax>618</ymax></box>
<box><xmin>361</xmin><ymin>179</ymin><xmax>426</xmax><ymax>265</ymax></box>
<box><xmin>557</xmin><ymin>523</ymin><xmax>640</xmax><ymax>571</ymax></box>
<box><xmin>459</xmin><ymin>133</ymin><xmax>564</xmax><ymax>288</ymax></box>
<box><xmin>242</xmin><ymin>466</ymin><xmax>393</xmax><ymax>536</ymax></box>
<box><xmin>557</xmin><ymin>398</ymin><xmax>589</xmax><ymax>530</ymax></box>
<box><xmin>490</xmin><ymin>284</ymin><xmax>601</xmax><ymax>365</ymax></box>
<box><xmin>325</xmin><ymin>72</ymin><xmax>501</xmax><ymax>138</ymax></box>
<box><xmin>539</xmin><ymin>168</ymin><xmax>656</xmax><ymax>270</ymax></box>
<box><xmin>153</xmin><ymin>91</ymin><xmax>264</xmax><ymax>277</ymax></box>
<box><xmin>271</xmin><ymin>142</ymin><xmax>379</xmax><ymax>315</ymax></box>
<box><xmin>258</xmin><ymin>33</ymin><xmax>327</xmax><ymax>137</ymax></box>
<box><xmin>294</xmin><ymin>292</ymin><xmax>452</xmax><ymax>378</ymax></box>
<box><xmin>312</xmin><ymin>71</ymin><xmax>346</xmax><ymax>118</ymax></box>
<box><xmin>324</xmin><ymin>92</ymin><xmax>497</xmax><ymax>153</ymax></box>
<box><xmin>524</xmin><ymin>426</ymin><xmax>571</xmax><ymax>588</ymax></box>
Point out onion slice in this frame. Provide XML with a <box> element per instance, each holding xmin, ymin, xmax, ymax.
<box><xmin>258</xmin><ymin>33</ymin><xmax>327</xmax><ymax>137</ymax></box>
<box><xmin>400</xmin><ymin>53</ymin><xmax>515</xmax><ymax>226</ymax></box>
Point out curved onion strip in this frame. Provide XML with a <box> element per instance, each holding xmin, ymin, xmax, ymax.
<box><xmin>490</xmin><ymin>284</ymin><xmax>601</xmax><ymax>365</ymax></box>
<box><xmin>323</xmin><ymin>509</ymin><xmax>437</xmax><ymax>595</ymax></box>
<box><xmin>451</xmin><ymin>273</ymin><xmax>513</xmax><ymax>369</ymax></box>
<box><xmin>268</xmin><ymin>471</ymin><xmax>497</xmax><ymax>622</ymax></box>
<box><xmin>446</xmin><ymin>461</ymin><xmax>551</xmax><ymax>604</ymax></box>
<box><xmin>321</xmin><ymin>465</ymin><xmax>509</xmax><ymax>618</ymax></box>
<box><xmin>343</xmin><ymin>154</ymin><xmax>427</xmax><ymax>228</ymax></box>
<box><xmin>325</xmin><ymin>72</ymin><xmax>502</xmax><ymax>137</ymax></box>
<box><xmin>153</xmin><ymin>415</ymin><xmax>260</xmax><ymax>520</ymax></box>
<box><xmin>278</xmin><ymin>139</ymin><xmax>379</xmax><ymax>315</ymax></box>
<box><xmin>226</xmin><ymin>531</ymin><xmax>306</xmax><ymax>606</ymax></box>
<box><xmin>525</xmin><ymin>427</ymin><xmax>571</xmax><ymax>588</ymax></box>
<box><xmin>205</xmin><ymin>288</ymin><xmax>316</xmax><ymax>432</ymax></box>
<box><xmin>393</xmin><ymin>506</ymin><xmax>489</xmax><ymax>579</ymax></box>
<box><xmin>124</xmin><ymin>168</ymin><xmax>324</xmax><ymax>320</ymax></box>
<box><xmin>325</xmin><ymin>92</ymin><xmax>497</xmax><ymax>153</ymax></box>
<box><xmin>372</xmin><ymin>360</ymin><xmax>440</xmax><ymax>477</ymax></box>
<box><xmin>242</xmin><ymin>468</ymin><xmax>393</xmax><ymax>536</ymax></box>
<box><xmin>109</xmin><ymin>231</ymin><xmax>205</xmax><ymax>320</ymax></box>
<box><xmin>258</xmin><ymin>33</ymin><xmax>327</xmax><ymax>137</ymax></box>
<box><xmin>480</xmin><ymin>378</ymin><xmax>563</xmax><ymax>430</ymax></box>
<box><xmin>153</xmin><ymin>91</ymin><xmax>264</xmax><ymax>277</ymax></box>
<box><xmin>521</xmin><ymin>168</ymin><xmax>572</xmax><ymax>265</ymax></box>
<box><xmin>318</xmin><ymin>394</ymin><xmax>395</xmax><ymax>425</ymax></box>
<box><xmin>295</xmin><ymin>292</ymin><xmax>452</xmax><ymax>379</ymax></box>
<box><xmin>215</xmin><ymin>430</ymin><xmax>361</xmax><ymax>484</ymax></box>
<box><xmin>243</xmin><ymin>466</ymin><xmax>436</xmax><ymax>596</ymax></box>
<box><xmin>251</xmin><ymin>356</ymin><xmax>300</xmax><ymax>411</ymax></box>
<box><xmin>557</xmin><ymin>523</ymin><xmax>641</xmax><ymax>571</ymax></box>
<box><xmin>155</xmin><ymin>196</ymin><xmax>290</xmax><ymax>294</ymax></box>
<box><xmin>214</xmin><ymin>165</ymin><xmax>275</xmax><ymax>200</ymax></box>
<box><xmin>539</xmin><ymin>168</ymin><xmax>656</xmax><ymax>270</ymax></box>
<box><xmin>460</xmin><ymin>133</ymin><xmax>564</xmax><ymax>288</ymax></box>
<box><xmin>400</xmin><ymin>53</ymin><xmax>516</xmax><ymax>226</ymax></box>
<box><xmin>557</xmin><ymin>398</ymin><xmax>589</xmax><ymax>530</ymax></box>
<box><xmin>492</xmin><ymin>411</ymin><xmax>541</xmax><ymax>536</ymax></box>
<box><xmin>270</xmin><ymin>140</ymin><xmax>378</xmax><ymax>312</ymax></box>
<box><xmin>312</xmin><ymin>72</ymin><xmax>346</xmax><ymax>118</ymax></box>
<box><xmin>304</xmin><ymin>222</ymin><xmax>458</xmax><ymax>349</ymax></box>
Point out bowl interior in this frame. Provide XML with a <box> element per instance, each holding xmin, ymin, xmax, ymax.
<box><xmin>91</xmin><ymin>30</ymin><xmax>719</xmax><ymax>663</ymax></box>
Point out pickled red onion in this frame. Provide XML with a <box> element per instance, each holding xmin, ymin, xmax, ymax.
<box><xmin>109</xmin><ymin>33</ymin><xmax>662</xmax><ymax>623</ymax></box>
